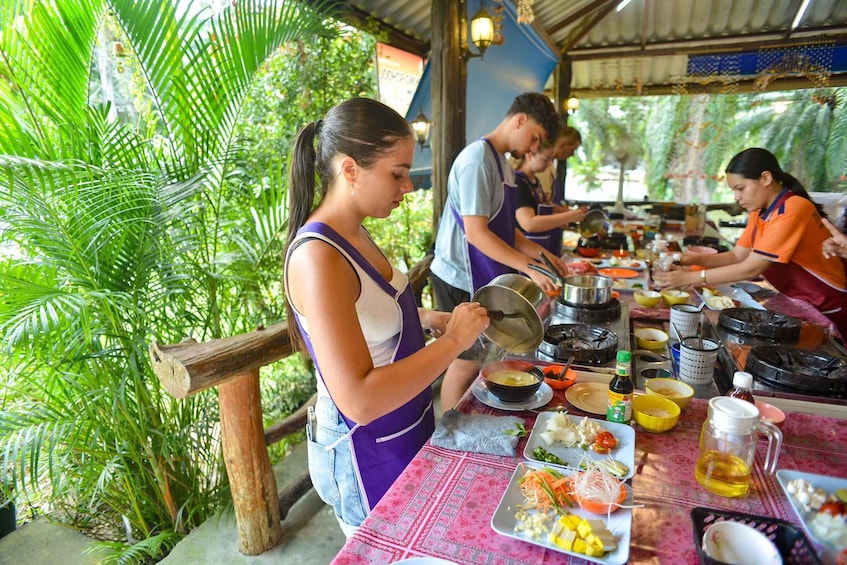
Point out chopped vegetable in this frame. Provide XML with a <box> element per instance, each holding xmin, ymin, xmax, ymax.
<box><xmin>517</xmin><ymin>467</ymin><xmax>574</xmax><ymax>514</ymax></box>
<box><xmin>533</xmin><ymin>446</ymin><xmax>567</xmax><ymax>466</ymax></box>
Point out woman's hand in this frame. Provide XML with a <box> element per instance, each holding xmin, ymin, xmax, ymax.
<box><xmin>651</xmin><ymin>267</ymin><xmax>695</xmax><ymax>290</ymax></box>
<box><xmin>822</xmin><ymin>218</ymin><xmax>847</xmax><ymax>260</ymax></box>
<box><xmin>419</xmin><ymin>309</ymin><xmax>450</xmax><ymax>338</ymax></box>
<box><xmin>443</xmin><ymin>302</ymin><xmax>490</xmax><ymax>351</ymax></box>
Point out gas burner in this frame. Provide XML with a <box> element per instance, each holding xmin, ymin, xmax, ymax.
<box><xmin>744</xmin><ymin>346</ymin><xmax>847</xmax><ymax>398</ymax></box>
<box><xmin>718</xmin><ymin>308</ymin><xmax>801</xmax><ymax>341</ymax></box>
<box><xmin>554</xmin><ymin>298</ymin><xmax>621</xmax><ymax>323</ymax></box>
<box><xmin>538</xmin><ymin>324</ymin><xmax>619</xmax><ymax>365</ymax></box>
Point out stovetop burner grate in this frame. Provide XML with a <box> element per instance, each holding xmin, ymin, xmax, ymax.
<box><xmin>718</xmin><ymin>308</ymin><xmax>801</xmax><ymax>340</ymax></box>
<box><xmin>744</xmin><ymin>346</ymin><xmax>847</xmax><ymax>398</ymax></box>
<box><xmin>554</xmin><ymin>298</ymin><xmax>621</xmax><ymax>324</ymax></box>
<box><xmin>538</xmin><ymin>324</ymin><xmax>619</xmax><ymax>365</ymax></box>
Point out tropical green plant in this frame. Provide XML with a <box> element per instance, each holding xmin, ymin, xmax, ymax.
<box><xmin>0</xmin><ymin>0</ymin><xmax>336</xmax><ymax>561</ymax></box>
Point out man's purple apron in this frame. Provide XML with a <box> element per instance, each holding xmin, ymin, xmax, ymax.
<box><xmin>450</xmin><ymin>138</ymin><xmax>518</xmax><ymax>293</ymax></box>
<box><xmin>752</xmin><ymin>190</ymin><xmax>847</xmax><ymax>339</ymax></box>
<box><xmin>293</xmin><ymin>222</ymin><xmax>433</xmax><ymax>510</ymax></box>
<box><xmin>515</xmin><ymin>170</ymin><xmax>562</xmax><ymax>256</ymax></box>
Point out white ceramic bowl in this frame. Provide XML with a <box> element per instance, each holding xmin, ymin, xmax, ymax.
<box><xmin>702</xmin><ymin>521</ymin><xmax>782</xmax><ymax>565</ymax></box>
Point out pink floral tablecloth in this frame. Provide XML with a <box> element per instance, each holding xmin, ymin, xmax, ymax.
<box><xmin>332</xmin><ymin>387</ymin><xmax>847</xmax><ymax>564</ymax></box>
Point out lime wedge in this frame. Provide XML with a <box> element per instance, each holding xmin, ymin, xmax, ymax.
<box><xmin>837</xmin><ymin>488</ymin><xmax>847</xmax><ymax>502</ymax></box>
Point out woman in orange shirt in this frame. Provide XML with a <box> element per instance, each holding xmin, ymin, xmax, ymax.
<box><xmin>654</xmin><ymin>148</ymin><xmax>847</xmax><ymax>341</ymax></box>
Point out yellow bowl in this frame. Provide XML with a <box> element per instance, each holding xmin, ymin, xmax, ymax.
<box><xmin>645</xmin><ymin>377</ymin><xmax>694</xmax><ymax>410</ymax></box>
<box><xmin>661</xmin><ymin>290</ymin><xmax>690</xmax><ymax>306</ymax></box>
<box><xmin>635</xmin><ymin>249</ymin><xmax>648</xmax><ymax>259</ymax></box>
<box><xmin>633</xmin><ymin>289</ymin><xmax>662</xmax><ymax>308</ymax></box>
<box><xmin>634</xmin><ymin>328</ymin><xmax>669</xmax><ymax>350</ymax></box>
<box><xmin>633</xmin><ymin>395</ymin><xmax>680</xmax><ymax>433</ymax></box>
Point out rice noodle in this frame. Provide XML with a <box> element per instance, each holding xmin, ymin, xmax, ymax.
<box><xmin>571</xmin><ymin>456</ymin><xmax>641</xmax><ymax>521</ymax></box>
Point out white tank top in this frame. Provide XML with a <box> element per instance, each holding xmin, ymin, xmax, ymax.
<box><xmin>285</xmin><ymin>230</ymin><xmax>408</xmax><ymax>366</ymax></box>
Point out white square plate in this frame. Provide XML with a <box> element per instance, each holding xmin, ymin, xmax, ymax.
<box><xmin>776</xmin><ymin>469</ymin><xmax>847</xmax><ymax>552</ymax></box>
<box><xmin>523</xmin><ymin>413</ymin><xmax>636</xmax><ymax>480</ymax></box>
<box><xmin>490</xmin><ymin>461</ymin><xmax>632</xmax><ymax>565</ymax></box>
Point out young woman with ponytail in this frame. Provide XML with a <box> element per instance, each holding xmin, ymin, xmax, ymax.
<box><xmin>283</xmin><ymin>98</ymin><xmax>489</xmax><ymax>536</ymax></box>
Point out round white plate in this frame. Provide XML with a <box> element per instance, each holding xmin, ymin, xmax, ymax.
<box><xmin>565</xmin><ymin>382</ymin><xmax>609</xmax><ymax>415</ymax></box>
<box><xmin>472</xmin><ymin>381</ymin><xmax>553</xmax><ymax>411</ymax></box>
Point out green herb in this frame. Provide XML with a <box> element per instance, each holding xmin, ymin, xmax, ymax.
<box><xmin>532</xmin><ymin>446</ymin><xmax>567</xmax><ymax>466</ymax></box>
<box><xmin>505</xmin><ymin>423</ymin><xmax>529</xmax><ymax>437</ymax></box>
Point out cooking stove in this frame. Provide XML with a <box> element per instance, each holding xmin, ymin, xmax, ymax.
<box><xmin>514</xmin><ymin>297</ymin><xmax>630</xmax><ymax>367</ymax></box>
<box><xmin>705</xmin><ymin>308</ymin><xmax>847</xmax><ymax>406</ymax></box>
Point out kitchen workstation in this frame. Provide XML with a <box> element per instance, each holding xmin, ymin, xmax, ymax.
<box><xmin>333</xmin><ymin>205</ymin><xmax>847</xmax><ymax>565</ymax></box>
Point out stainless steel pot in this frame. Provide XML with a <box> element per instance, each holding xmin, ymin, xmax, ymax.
<box><xmin>561</xmin><ymin>274</ymin><xmax>613</xmax><ymax>306</ymax></box>
<box><xmin>472</xmin><ymin>274</ymin><xmax>551</xmax><ymax>354</ymax></box>
<box><xmin>578</xmin><ymin>209</ymin><xmax>610</xmax><ymax>238</ymax></box>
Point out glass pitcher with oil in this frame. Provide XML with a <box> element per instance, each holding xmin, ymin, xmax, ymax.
<box><xmin>695</xmin><ymin>397</ymin><xmax>783</xmax><ymax>497</ymax></box>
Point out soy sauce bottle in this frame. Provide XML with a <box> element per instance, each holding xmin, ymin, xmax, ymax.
<box><xmin>607</xmin><ymin>350</ymin><xmax>633</xmax><ymax>423</ymax></box>
<box><xmin>726</xmin><ymin>371</ymin><xmax>755</xmax><ymax>404</ymax></box>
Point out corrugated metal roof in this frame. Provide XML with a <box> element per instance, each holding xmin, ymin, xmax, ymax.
<box><xmin>343</xmin><ymin>0</ymin><xmax>847</xmax><ymax>95</ymax></box>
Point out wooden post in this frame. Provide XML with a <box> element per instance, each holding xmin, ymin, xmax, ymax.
<box><xmin>218</xmin><ymin>369</ymin><xmax>282</xmax><ymax>555</ymax></box>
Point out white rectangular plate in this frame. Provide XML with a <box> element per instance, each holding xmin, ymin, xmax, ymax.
<box><xmin>776</xmin><ymin>469</ymin><xmax>847</xmax><ymax>552</ymax></box>
<box><xmin>586</xmin><ymin>259</ymin><xmax>646</xmax><ymax>270</ymax></box>
<box><xmin>701</xmin><ymin>284</ymin><xmax>764</xmax><ymax>310</ymax></box>
<box><xmin>491</xmin><ymin>461</ymin><xmax>632</xmax><ymax>565</ymax></box>
<box><xmin>523</xmin><ymin>413</ymin><xmax>636</xmax><ymax>480</ymax></box>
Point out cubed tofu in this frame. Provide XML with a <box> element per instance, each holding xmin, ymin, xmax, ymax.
<box><xmin>559</xmin><ymin>514</ymin><xmax>581</xmax><ymax>530</ymax></box>
<box><xmin>555</xmin><ymin>529</ymin><xmax>576</xmax><ymax>551</ymax></box>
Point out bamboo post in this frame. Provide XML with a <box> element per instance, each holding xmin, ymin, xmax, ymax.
<box><xmin>218</xmin><ymin>369</ymin><xmax>282</xmax><ymax>555</ymax></box>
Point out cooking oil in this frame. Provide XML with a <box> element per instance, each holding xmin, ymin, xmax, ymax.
<box><xmin>695</xmin><ymin>450</ymin><xmax>751</xmax><ymax>497</ymax></box>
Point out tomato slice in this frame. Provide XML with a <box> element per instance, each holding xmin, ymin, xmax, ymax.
<box><xmin>591</xmin><ymin>443</ymin><xmax>610</xmax><ymax>454</ymax></box>
<box><xmin>596</xmin><ymin>431</ymin><xmax>618</xmax><ymax>449</ymax></box>
<box><xmin>820</xmin><ymin>500</ymin><xmax>846</xmax><ymax>517</ymax></box>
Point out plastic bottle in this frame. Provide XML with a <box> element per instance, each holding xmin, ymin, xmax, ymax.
<box><xmin>726</xmin><ymin>371</ymin><xmax>755</xmax><ymax>404</ymax></box>
<box><xmin>607</xmin><ymin>350</ymin><xmax>633</xmax><ymax>423</ymax></box>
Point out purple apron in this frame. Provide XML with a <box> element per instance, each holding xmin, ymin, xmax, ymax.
<box><xmin>292</xmin><ymin>222</ymin><xmax>434</xmax><ymax>512</ymax></box>
<box><xmin>515</xmin><ymin>170</ymin><xmax>562</xmax><ymax>256</ymax></box>
<box><xmin>450</xmin><ymin>138</ymin><xmax>518</xmax><ymax>292</ymax></box>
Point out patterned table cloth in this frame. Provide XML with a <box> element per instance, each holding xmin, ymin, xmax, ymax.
<box><xmin>333</xmin><ymin>386</ymin><xmax>847</xmax><ymax>564</ymax></box>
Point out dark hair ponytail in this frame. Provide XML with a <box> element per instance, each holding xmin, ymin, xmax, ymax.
<box><xmin>283</xmin><ymin>98</ymin><xmax>413</xmax><ymax>350</ymax></box>
<box><xmin>725</xmin><ymin>148</ymin><xmax>826</xmax><ymax>218</ymax></box>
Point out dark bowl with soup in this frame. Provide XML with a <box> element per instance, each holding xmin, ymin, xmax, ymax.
<box><xmin>481</xmin><ymin>360</ymin><xmax>544</xmax><ymax>403</ymax></box>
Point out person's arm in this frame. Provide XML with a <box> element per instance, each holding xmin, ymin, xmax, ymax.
<box><xmin>515</xmin><ymin>205</ymin><xmax>589</xmax><ymax>233</ymax></box>
<box><xmin>653</xmin><ymin>245</ymin><xmax>756</xmax><ymax>288</ymax></box>
<box><xmin>287</xmin><ymin>240</ymin><xmax>489</xmax><ymax>424</ymax></box>
<box><xmin>822</xmin><ymin>217</ymin><xmax>847</xmax><ymax>259</ymax></box>
<box><xmin>679</xmin><ymin>247</ymin><xmax>750</xmax><ymax>269</ymax></box>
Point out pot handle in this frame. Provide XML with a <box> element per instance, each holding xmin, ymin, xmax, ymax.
<box><xmin>527</xmin><ymin>263</ymin><xmax>558</xmax><ymax>281</ymax></box>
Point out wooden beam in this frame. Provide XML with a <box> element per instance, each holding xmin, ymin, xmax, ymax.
<box><xmin>571</xmin><ymin>74</ymin><xmax>847</xmax><ymax>98</ymax></box>
<box><xmin>149</xmin><ymin>323</ymin><xmax>294</xmax><ymax>399</ymax></box>
<box><xmin>431</xmin><ymin>0</ymin><xmax>465</xmax><ymax>229</ymax></box>
<box><xmin>302</xmin><ymin>0</ymin><xmax>429</xmax><ymax>56</ymax></box>
<box><xmin>567</xmin><ymin>29</ymin><xmax>847</xmax><ymax>61</ymax></box>
<box><xmin>219</xmin><ymin>370</ymin><xmax>282</xmax><ymax>555</ymax></box>
<box><xmin>545</xmin><ymin>0</ymin><xmax>616</xmax><ymax>36</ymax></box>
<box><xmin>562</xmin><ymin>1</ymin><xmax>619</xmax><ymax>53</ymax></box>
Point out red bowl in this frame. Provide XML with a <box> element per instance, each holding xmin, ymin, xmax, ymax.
<box><xmin>576</xmin><ymin>246</ymin><xmax>601</xmax><ymax>258</ymax></box>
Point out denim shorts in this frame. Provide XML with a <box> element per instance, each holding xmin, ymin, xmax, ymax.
<box><xmin>306</xmin><ymin>395</ymin><xmax>368</xmax><ymax>530</ymax></box>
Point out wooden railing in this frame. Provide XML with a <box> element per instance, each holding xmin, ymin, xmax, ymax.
<box><xmin>147</xmin><ymin>255</ymin><xmax>433</xmax><ymax>555</ymax></box>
